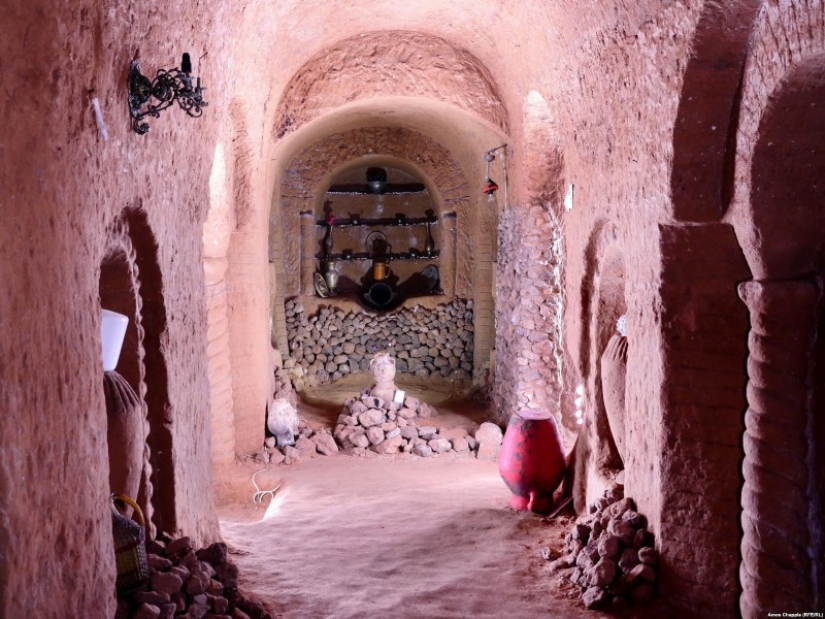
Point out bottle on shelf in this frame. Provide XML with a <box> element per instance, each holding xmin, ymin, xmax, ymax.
<box><xmin>322</xmin><ymin>213</ymin><xmax>335</xmax><ymax>259</ymax></box>
<box><xmin>424</xmin><ymin>221</ymin><xmax>435</xmax><ymax>256</ymax></box>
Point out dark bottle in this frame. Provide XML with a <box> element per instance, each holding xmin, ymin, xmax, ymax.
<box><xmin>322</xmin><ymin>214</ymin><xmax>335</xmax><ymax>258</ymax></box>
<box><xmin>424</xmin><ymin>221</ymin><xmax>435</xmax><ymax>256</ymax></box>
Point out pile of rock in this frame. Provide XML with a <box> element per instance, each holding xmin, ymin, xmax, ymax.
<box><xmin>263</xmin><ymin>419</ymin><xmax>339</xmax><ymax>465</ymax></box>
<box><xmin>547</xmin><ymin>486</ymin><xmax>659</xmax><ymax>610</ymax></box>
<box><xmin>334</xmin><ymin>391</ymin><xmax>503</xmax><ymax>459</ymax></box>
<box><xmin>116</xmin><ymin>537</ymin><xmax>270</xmax><ymax>619</ymax></box>
<box><xmin>283</xmin><ymin>298</ymin><xmax>474</xmax><ymax>386</ymax></box>
<box><xmin>272</xmin><ymin>366</ymin><xmax>297</xmax><ymax>408</ymax></box>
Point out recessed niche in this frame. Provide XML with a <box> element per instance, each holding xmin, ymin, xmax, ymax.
<box><xmin>312</xmin><ymin>165</ymin><xmax>444</xmax><ymax>308</ymax></box>
<box><xmin>592</xmin><ymin>245</ymin><xmax>626</xmax><ymax>474</ymax></box>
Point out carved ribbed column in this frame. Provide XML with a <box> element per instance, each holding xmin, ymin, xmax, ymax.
<box><xmin>441</xmin><ymin>212</ymin><xmax>457</xmax><ymax>297</ymax></box>
<box><xmin>204</xmin><ymin>268</ymin><xmax>235</xmax><ymax>465</ymax></box>
<box><xmin>738</xmin><ymin>279</ymin><xmax>819</xmax><ymax>618</ymax></box>
<box><xmin>472</xmin><ymin>198</ymin><xmax>496</xmax><ymax>382</ymax></box>
<box><xmin>300</xmin><ymin>211</ymin><xmax>317</xmax><ymax>296</ymax></box>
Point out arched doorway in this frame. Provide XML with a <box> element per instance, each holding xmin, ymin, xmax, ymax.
<box><xmin>737</xmin><ymin>53</ymin><xmax>825</xmax><ymax>616</ymax></box>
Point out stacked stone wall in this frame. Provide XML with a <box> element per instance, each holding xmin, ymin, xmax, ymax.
<box><xmin>284</xmin><ymin>298</ymin><xmax>474</xmax><ymax>386</ymax></box>
<box><xmin>494</xmin><ymin>204</ymin><xmax>565</xmax><ymax>421</ymax></box>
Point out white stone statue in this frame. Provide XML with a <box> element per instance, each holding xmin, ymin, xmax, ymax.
<box><xmin>267</xmin><ymin>397</ymin><xmax>300</xmax><ymax>448</ymax></box>
<box><xmin>368</xmin><ymin>352</ymin><xmax>398</xmax><ymax>403</ymax></box>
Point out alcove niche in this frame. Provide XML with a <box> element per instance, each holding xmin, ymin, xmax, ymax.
<box><xmin>309</xmin><ymin>164</ymin><xmax>448</xmax><ymax>304</ymax></box>
<box><xmin>282</xmin><ymin>162</ymin><xmax>472</xmax><ymax>390</ymax></box>
<box><xmin>737</xmin><ymin>53</ymin><xmax>825</xmax><ymax>614</ymax></box>
<box><xmin>572</xmin><ymin>225</ymin><xmax>627</xmax><ymax>512</ymax></box>
<box><xmin>590</xmin><ymin>244</ymin><xmax>627</xmax><ymax>476</ymax></box>
<box><xmin>99</xmin><ymin>209</ymin><xmax>176</xmax><ymax>538</ymax></box>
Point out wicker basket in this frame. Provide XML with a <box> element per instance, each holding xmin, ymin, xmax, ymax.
<box><xmin>110</xmin><ymin>493</ymin><xmax>149</xmax><ymax>596</ymax></box>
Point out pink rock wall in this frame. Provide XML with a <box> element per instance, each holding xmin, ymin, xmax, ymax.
<box><xmin>657</xmin><ymin>224</ymin><xmax>750</xmax><ymax>616</ymax></box>
<box><xmin>2</xmin><ymin>0</ymin><xmax>825</xmax><ymax>616</ymax></box>
<box><xmin>0</xmin><ymin>1</ymin><xmax>230</xmax><ymax>614</ymax></box>
<box><xmin>559</xmin><ymin>4</ymin><xmax>700</xmax><ymax>553</ymax></box>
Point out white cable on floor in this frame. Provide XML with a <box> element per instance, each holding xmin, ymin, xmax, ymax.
<box><xmin>252</xmin><ymin>469</ymin><xmax>284</xmax><ymax>504</ymax></box>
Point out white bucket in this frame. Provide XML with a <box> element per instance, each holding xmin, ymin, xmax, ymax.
<box><xmin>101</xmin><ymin>309</ymin><xmax>129</xmax><ymax>371</ymax></box>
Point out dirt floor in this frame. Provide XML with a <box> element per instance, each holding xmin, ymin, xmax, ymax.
<box><xmin>214</xmin><ymin>375</ymin><xmax>666</xmax><ymax>618</ymax></box>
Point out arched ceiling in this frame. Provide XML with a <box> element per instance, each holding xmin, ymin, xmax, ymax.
<box><xmin>280</xmin><ymin>126</ymin><xmax>471</xmax><ymax>214</ymax></box>
<box><xmin>274</xmin><ymin>30</ymin><xmax>509</xmax><ymax>139</ymax></box>
<box><xmin>270</xmin><ymin>96</ymin><xmax>507</xmax><ymax>195</ymax></box>
<box><xmin>223</xmin><ymin>1</ymin><xmax>695</xmax><ymax>213</ymax></box>
<box><xmin>266</xmin><ymin>25</ymin><xmax>512</xmax><ymax>212</ymax></box>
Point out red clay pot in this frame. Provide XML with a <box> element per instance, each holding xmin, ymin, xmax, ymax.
<box><xmin>498</xmin><ymin>410</ymin><xmax>567</xmax><ymax>514</ymax></box>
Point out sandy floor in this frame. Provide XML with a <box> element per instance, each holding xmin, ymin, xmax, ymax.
<box><xmin>215</xmin><ymin>377</ymin><xmax>662</xmax><ymax>618</ymax></box>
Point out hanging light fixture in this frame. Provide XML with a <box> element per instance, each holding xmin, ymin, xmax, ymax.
<box><xmin>366</xmin><ymin>167</ymin><xmax>388</xmax><ymax>194</ymax></box>
<box><xmin>483</xmin><ymin>147</ymin><xmax>506</xmax><ymax>195</ymax></box>
<box><xmin>483</xmin><ymin>152</ymin><xmax>497</xmax><ymax>195</ymax></box>
<box><xmin>127</xmin><ymin>52</ymin><xmax>208</xmax><ymax>134</ymax></box>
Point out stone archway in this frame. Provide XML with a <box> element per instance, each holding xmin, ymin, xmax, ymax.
<box><xmin>99</xmin><ymin>208</ymin><xmax>175</xmax><ymax>538</ymax></box>
<box><xmin>658</xmin><ymin>2</ymin><xmax>764</xmax><ymax>615</ymax></box>
<box><xmin>274</xmin><ymin>126</ymin><xmax>499</xmax><ymax>382</ymax></box>
<box><xmin>735</xmin><ymin>50</ymin><xmax>825</xmax><ymax>617</ymax></box>
<box><xmin>100</xmin><ymin>220</ymin><xmax>150</xmax><ymax>528</ymax></box>
<box><xmin>669</xmin><ymin>0</ymin><xmax>762</xmax><ymax>223</ymax></box>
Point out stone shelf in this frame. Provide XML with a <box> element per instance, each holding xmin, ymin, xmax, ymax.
<box><xmin>315</xmin><ymin>216</ymin><xmax>438</xmax><ymax>228</ymax></box>
<box><xmin>317</xmin><ymin>250</ymin><xmax>440</xmax><ymax>262</ymax></box>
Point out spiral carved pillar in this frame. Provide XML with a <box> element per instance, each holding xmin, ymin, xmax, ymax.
<box><xmin>441</xmin><ymin>212</ymin><xmax>457</xmax><ymax>297</ymax></box>
<box><xmin>738</xmin><ymin>279</ymin><xmax>819</xmax><ymax>618</ymax></box>
<box><xmin>300</xmin><ymin>211</ymin><xmax>317</xmax><ymax>296</ymax></box>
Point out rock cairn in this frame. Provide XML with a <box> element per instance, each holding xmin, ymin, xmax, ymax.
<box><xmin>263</xmin><ymin>419</ymin><xmax>339</xmax><ymax>465</ymax></box>
<box><xmin>263</xmin><ymin>367</ymin><xmax>339</xmax><ymax>465</ymax></box>
<box><xmin>283</xmin><ymin>298</ymin><xmax>474</xmax><ymax>386</ymax></box>
<box><xmin>116</xmin><ymin>537</ymin><xmax>270</xmax><ymax>619</ymax></box>
<box><xmin>548</xmin><ymin>486</ymin><xmax>659</xmax><ymax>610</ymax></box>
<box><xmin>335</xmin><ymin>390</ymin><xmax>503</xmax><ymax>459</ymax></box>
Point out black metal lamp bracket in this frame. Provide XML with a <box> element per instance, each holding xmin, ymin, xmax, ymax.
<box><xmin>127</xmin><ymin>56</ymin><xmax>207</xmax><ymax>135</ymax></box>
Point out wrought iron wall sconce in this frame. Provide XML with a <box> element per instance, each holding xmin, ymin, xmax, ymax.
<box><xmin>127</xmin><ymin>53</ymin><xmax>207</xmax><ymax>134</ymax></box>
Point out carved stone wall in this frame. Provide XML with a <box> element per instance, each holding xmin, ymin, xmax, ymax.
<box><xmin>729</xmin><ymin>4</ymin><xmax>825</xmax><ymax>614</ymax></box>
<box><xmin>273</xmin><ymin>30</ymin><xmax>508</xmax><ymax>137</ymax></box>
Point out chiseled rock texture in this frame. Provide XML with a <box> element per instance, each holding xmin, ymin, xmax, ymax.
<box><xmin>3</xmin><ymin>0</ymin><xmax>825</xmax><ymax>617</ymax></box>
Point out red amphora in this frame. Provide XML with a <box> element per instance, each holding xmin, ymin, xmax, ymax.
<box><xmin>498</xmin><ymin>409</ymin><xmax>566</xmax><ymax>514</ymax></box>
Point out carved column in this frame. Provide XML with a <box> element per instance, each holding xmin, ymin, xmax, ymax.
<box><xmin>300</xmin><ymin>211</ymin><xmax>317</xmax><ymax>296</ymax></box>
<box><xmin>738</xmin><ymin>279</ymin><xmax>819</xmax><ymax>618</ymax></box>
<box><xmin>441</xmin><ymin>212</ymin><xmax>457</xmax><ymax>297</ymax></box>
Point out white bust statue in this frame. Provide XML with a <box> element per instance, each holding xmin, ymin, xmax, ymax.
<box><xmin>368</xmin><ymin>352</ymin><xmax>397</xmax><ymax>403</ymax></box>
